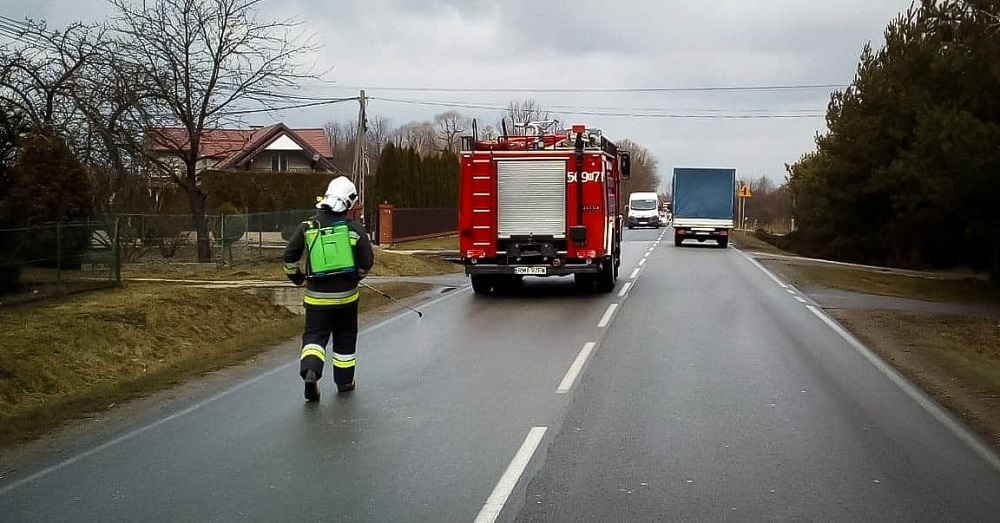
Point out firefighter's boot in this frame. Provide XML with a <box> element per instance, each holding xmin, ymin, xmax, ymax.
<box><xmin>303</xmin><ymin>370</ymin><xmax>320</xmax><ymax>402</ymax></box>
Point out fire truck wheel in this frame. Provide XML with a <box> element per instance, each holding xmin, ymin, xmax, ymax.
<box><xmin>717</xmin><ymin>237</ymin><xmax>729</xmax><ymax>249</ymax></box>
<box><xmin>471</xmin><ymin>275</ymin><xmax>493</xmax><ymax>295</ymax></box>
<box><xmin>596</xmin><ymin>260</ymin><xmax>616</xmax><ymax>293</ymax></box>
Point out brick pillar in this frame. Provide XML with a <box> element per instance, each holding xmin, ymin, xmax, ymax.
<box><xmin>378</xmin><ymin>202</ymin><xmax>394</xmax><ymax>245</ymax></box>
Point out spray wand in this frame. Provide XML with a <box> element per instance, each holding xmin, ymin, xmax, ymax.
<box><xmin>360</xmin><ymin>281</ymin><xmax>423</xmax><ymax>318</ymax></box>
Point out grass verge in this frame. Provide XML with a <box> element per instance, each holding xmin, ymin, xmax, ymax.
<box><xmin>385</xmin><ymin>235</ymin><xmax>458</xmax><ymax>251</ymax></box>
<box><xmin>763</xmin><ymin>261</ymin><xmax>1000</xmax><ymax>306</ymax></box>
<box><xmin>832</xmin><ymin>309</ymin><xmax>1000</xmax><ymax>448</ymax></box>
<box><xmin>119</xmin><ymin>247</ymin><xmax>461</xmax><ymax>282</ymax></box>
<box><xmin>0</xmin><ymin>280</ymin><xmax>429</xmax><ymax>449</ymax></box>
<box><xmin>730</xmin><ymin>230</ymin><xmax>797</xmax><ymax>256</ymax></box>
<box><xmin>369</xmin><ymin>248</ymin><xmax>462</xmax><ymax>276</ymax></box>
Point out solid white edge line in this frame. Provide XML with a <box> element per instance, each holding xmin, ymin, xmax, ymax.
<box><xmin>557</xmin><ymin>342</ymin><xmax>597</xmax><ymax>393</ymax></box>
<box><xmin>740</xmin><ymin>251</ymin><xmax>788</xmax><ymax>288</ymax></box>
<box><xmin>597</xmin><ymin>303</ymin><xmax>619</xmax><ymax>328</ymax></box>
<box><xmin>0</xmin><ymin>285</ymin><xmax>473</xmax><ymax>496</ymax></box>
<box><xmin>630</xmin><ymin>268</ymin><xmax>640</xmax><ymax>280</ymax></box>
<box><xmin>740</xmin><ymin>250</ymin><xmax>1000</xmax><ymax>470</ymax></box>
<box><xmin>474</xmin><ymin>426</ymin><xmax>549</xmax><ymax>523</ymax></box>
<box><xmin>618</xmin><ymin>281</ymin><xmax>633</xmax><ymax>298</ymax></box>
<box><xmin>805</xmin><ymin>305</ymin><xmax>1000</xmax><ymax>472</ymax></box>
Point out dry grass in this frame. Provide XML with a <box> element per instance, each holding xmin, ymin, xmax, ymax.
<box><xmin>730</xmin><ymin>230</ymin><xmax>797</xmax><ymax>256</ymax></box>
<box><xmin>369</xmin><ymin>248</ymin><xmax>462</xmax><ymax>276</ymax></box>
<box><xmin>770</xmin><ymin>262</ymin><xmax>1000</xmax><ymax>306</ymax></box>
<box><xmin>0</xmin><ymin>280</ymin><xmax>430</xmax><ymax>448</ymax></box>
<box><xmin>833</xmin><ymin>310</ymin><xmax>1000</xmax><ymax>448</ymax></box>
<box><xmin>385</xmin><ymin>235</ymin><xmax>458</xmax><ymax>251</ymax></box>
<box><xmin>120</xmin><ymin>248</ymin><xmax>461</xmax><ymax>282</ymax></box>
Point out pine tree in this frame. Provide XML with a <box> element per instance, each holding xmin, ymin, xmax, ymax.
<box><xmin>0</xmin><ymin>127</ymin><xmax>95</xmax><ymax>274</ymax></box>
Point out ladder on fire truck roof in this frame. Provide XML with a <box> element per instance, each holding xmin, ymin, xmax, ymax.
<box><xmin>461</xmin><ymin>118</ymin><xmax>619</xmax><ymax>155</ymax></box>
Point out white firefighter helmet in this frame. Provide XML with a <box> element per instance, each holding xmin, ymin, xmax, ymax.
<box><xmin>316</xmin><ymin>176</ymin><xmax>358</xmax><ymax>212</ymax></box>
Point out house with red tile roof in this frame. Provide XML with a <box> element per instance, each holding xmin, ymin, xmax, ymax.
<box><xmin>147</xmin><ymin>123</ymin><xmax>337</xmax><ymax>175</ymax></box>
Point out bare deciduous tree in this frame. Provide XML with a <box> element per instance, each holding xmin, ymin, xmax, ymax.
<box><xmin>0</xmin><ymin>20</ymin><xmax>100</xmax><ymax>129</ymax></box>
<box><xmin>616</xmin><ymin>138</ymin><xmax>660</xmax><ymax>201</ymax></box>
<box><xmin>433</xmin><ymin>110</ymin><xmax>468</xmax><ymax>152</ymax></box>
<box><xmin>110</xmin><ymin>0</ymin><xmax>317</xmax><ymax>262</ymax></box>
<box><xmin>392</xmin><ymin>121</ymin><xmax>436</xmax><ymax>155</ymax></box>
<box><xmin>503</xmin><ymin>99</ymin><xmax>551</xmax><ymax>134</ymax></box>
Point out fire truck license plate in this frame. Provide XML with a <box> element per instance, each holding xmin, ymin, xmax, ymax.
<box><xmin>515</xmin><ymin>267</ymin><xmax>546</xmax><ymax>275</ymax></box>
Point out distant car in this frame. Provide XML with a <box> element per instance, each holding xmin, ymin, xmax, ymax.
<box><xmin>627</xmin><ymin>192</ymin><xmax>661</xmax><ymax>229</ymax></box>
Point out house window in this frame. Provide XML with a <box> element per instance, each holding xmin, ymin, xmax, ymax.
<box><xmin>271</xmin><ymin>153</ymin><xmax>288</xmax><ymax>172</ymax></box>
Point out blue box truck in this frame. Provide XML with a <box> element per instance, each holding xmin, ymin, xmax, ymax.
<box><xmin>671</xmin><ymin>167</ymin><xmax>736</xmax><ymax>248</ymax></box>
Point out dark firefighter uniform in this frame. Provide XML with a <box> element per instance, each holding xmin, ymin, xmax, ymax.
<box><xmin>283</xmin><ymin>208</ymin><xmax>374</xmax><ymax>400</ymax></box>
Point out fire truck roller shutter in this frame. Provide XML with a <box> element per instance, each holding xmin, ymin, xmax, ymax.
<box><xmin>497</xmin><ymin>159</ymin><xmax>567</xmax><ymax>238</ymax></box>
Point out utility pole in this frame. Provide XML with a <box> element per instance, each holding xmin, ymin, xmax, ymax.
<box><xmin>351</xmin><ymin>89</ymin><xmax>369</xmax><ymax>228</ymax></box>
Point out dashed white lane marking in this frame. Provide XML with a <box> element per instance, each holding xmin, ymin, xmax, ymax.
<box><xmin>638</xmin><ymin>258</ymin><xmax>647</xmax><ymax>266</ymax></box>
<box><xmin>805</xmin><ymin>305</ymin><xmax>1000</xmax><ymax>472</ymax></box>
<box><xmin>597</xmin><ymin>303</ymin><xmax>619</xmax><ymax>328</ymax></box>
<box><xmin>794</xmin><ymin>296</ymin><xmax>808</xmax><ymax>303</ymax></box>
<box><xmin>618</xmin><ymin>282</ymin><xmax>633</xmax><ymax>298</ymax></box>
<box><xmin>786</xmin><ymin>289</ymin><xmax>796</xmax><ymax>295</ymax></box>
<box><xmin>630</xmin><ymin>268</ymin><xmax>641</xmax><ymax>280</ymax></box>
<box><xmin>557</xmin><ymin>342</ymin><xmax>597</xmax><ymax>393</ymax></box>
<box><xmin>475</xmin><ymin>426</ymin><xmax>549</xmax><ymax>523</ymax></box>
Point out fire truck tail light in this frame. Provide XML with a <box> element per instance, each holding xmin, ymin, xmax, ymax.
<box><xmin>578</xmin><ymin>249</ymin><xmax>597</xmax><ymax>258</ymax></box>
<box><xmin>466</xmin><ymin>249</ymin><xmax>486</xmax><ymax>258</ymax></box>
<box><xmin>718</xmin><ymin>230</ymin><xmax>729</xmax><ymax>236</ymax></box>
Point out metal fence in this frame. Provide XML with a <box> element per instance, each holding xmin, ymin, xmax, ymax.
<box><xmin>388</xmin><ymin>207</ymin><xmax>458</xmax><ymax>243</ymax></box>
<box><xmin>0</xmin><ymin>218</ymin><xmax>122</xmax><ymax>306</ymax></box>
<box><xmin>0</xmin><ymin>210</ymin><xmax>377</xmax><ymax>306</ymax></box>
<box><xmin>114</xmin><ymin>210</ymin><xmax>322</xmax><ymax>266</ymax></box>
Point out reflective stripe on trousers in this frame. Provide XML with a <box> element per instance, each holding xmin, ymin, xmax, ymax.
<box><xmin>300</xmin><ymin>343</ymin><xmax>326</xmax><ymax>362</ymax></box>
<box><xmin>330</xmin><ymin>351</ymin><xmax>356</xmax><ymax>369</ymax></box>
<box><xmin>303</xmin><ymin>288</ymin><xmax>359</xmax><ymax>306</ymax></box>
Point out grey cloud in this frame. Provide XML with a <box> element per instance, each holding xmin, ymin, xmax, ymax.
<box><xmin>3</xmin><ymin>0</ymin><xmax>915</xmax><ymax>182</ymax></box>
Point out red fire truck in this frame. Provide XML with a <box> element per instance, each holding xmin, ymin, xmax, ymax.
<box><xmin>458</xmin><ymin>122</ymin><xmax>631</xmax><ymax>295</ymax></box>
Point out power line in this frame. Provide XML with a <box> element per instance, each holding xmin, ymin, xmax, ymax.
<box><xmin>371</xmin><ymin>97</ymin><xmax>825</xmax><ymax>119</ymax></box>
<box><xmin>228</xmin><ymin>96</ymin><xmax>360</xmax><ymax>115</ymax></box>
<box><xmin>335</xmin><ymin>83</ymin><xmax>845</xmax><ymax>94</ymax></box>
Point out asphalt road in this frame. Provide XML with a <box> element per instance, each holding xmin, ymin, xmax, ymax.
<box><xmin>2</xmin><ymin>226</ymin><xmax>999</xmax><ymax>522</ymax></box>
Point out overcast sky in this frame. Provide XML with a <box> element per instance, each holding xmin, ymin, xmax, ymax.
<box><xmin>6</xmin><ymin>0</ymin><xmax>914</xmax><ymax>187</ymax></box>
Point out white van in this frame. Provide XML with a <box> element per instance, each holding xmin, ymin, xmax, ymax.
<box><xmin>627</xmin><ymin>192</ymin><xmax>661</xmax><ymax>229</ymax></box>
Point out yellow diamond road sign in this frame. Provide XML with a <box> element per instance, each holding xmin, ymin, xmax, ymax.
<box><xmin>738</xmin><ymin>185</ymin><xmax>752</xmax><ymax>198</ymax></box>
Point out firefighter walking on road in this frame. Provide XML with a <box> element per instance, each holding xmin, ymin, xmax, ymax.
<box><xmin>283</xmin><ymin>176</ymin><xmax>375</xmax><ymax>402</ymax></box>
